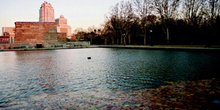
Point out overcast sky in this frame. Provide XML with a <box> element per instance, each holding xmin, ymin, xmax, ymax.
<box><xmin>0</xmin><ymin>0</ymin><xmax>128</xmax><ymax>35</ymax></box>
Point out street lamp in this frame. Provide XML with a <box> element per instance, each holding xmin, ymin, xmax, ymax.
<box><xmin>149</xmin><ymin>30</ymin><xmax>153</xmax><ymax>46</ymax></box>
<box><xmin>123</xmin><ymin>34</ymin><xmax>126</xmax><ymax>46</ymax></box>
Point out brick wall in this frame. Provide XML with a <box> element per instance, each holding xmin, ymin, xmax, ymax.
<box><xmin>15</xmin><ymin>22</ymin><xmax>58</xmax><ymax>47</ymax></box>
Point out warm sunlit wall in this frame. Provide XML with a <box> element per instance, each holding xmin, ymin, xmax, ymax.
<box><xmin>15</xmin><ymin>22</ymin><xmax>57</xmax><ymax>46</ymax></box>
<box><xmin>2</xmin><ymin>27</ymin><xmax>15</xmax><ymax>43</ymax></box>
<box><xmin>56</xmin><ymin>15</ymin><xmax>72</xmax><ymax>37</ymax></box>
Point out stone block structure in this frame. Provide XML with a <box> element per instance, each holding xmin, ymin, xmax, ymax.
<box><xmin>15</xmin><ymin>22</ymin><xmax>58</xmax><ymax>47</ymax></box>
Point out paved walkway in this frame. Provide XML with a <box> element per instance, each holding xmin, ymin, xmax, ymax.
<box><xmin>94</xmin><ymin>45</ymin><xmax>220</xmax><ymax>52</ymax></box>
<box><xmin>1</xmin><ymin>45</ymin><xmax>220</xmax><ymax>52</ymax></box>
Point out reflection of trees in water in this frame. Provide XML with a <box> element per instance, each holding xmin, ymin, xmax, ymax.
<box><xmin>103</xmin><ymin>50</ymin><xmax>220</xmax><ymax>91</ymax></box>
<box><xmin>1</xmin><ymin>49</ymin><xmax>220</xmax><ymax>109</ymax></box>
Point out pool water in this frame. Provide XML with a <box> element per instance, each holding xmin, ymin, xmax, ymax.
<box><xmin>0</xmin><ymin>48</ymin><xmax>220</xmax><ymax>108</ymax></box>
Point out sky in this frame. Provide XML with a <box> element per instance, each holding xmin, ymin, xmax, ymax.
<box><xmin>0</xmin><ymin>0</ymin><xmax>128</xmax><ymax>35</ymax></box>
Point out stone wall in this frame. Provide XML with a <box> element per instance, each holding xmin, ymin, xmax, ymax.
<box><xmin>15</xmin><ymin>22</ymin><xmax>58</xmax><ymax>47</ymax></box>
<box><xmin>57</xmin><ymin>33</ymin><xmax>67</xmax><ymax>42</ymax></box>
<box><xmin>67</xmin><ymin>41</ymin><xmax>90</xmax><ymax>48</ymax></box>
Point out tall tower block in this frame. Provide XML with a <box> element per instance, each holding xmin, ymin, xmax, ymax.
<box><xmin>39</xmin><ymin>1</ymin><xmax>55</xmax><ymax>22</ymax></box>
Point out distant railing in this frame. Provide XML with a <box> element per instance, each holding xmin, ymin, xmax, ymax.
<box><xmin>66</xmin><ymin>41</ymin><xmax>90</xmax><ymax>48</ymax></box>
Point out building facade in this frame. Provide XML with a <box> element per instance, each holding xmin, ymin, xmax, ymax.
<box><xmin>0</xmin><ymin>36</ymin><xmax>10</xmax><ymax>44</ymax></box>
<box><xmin>56</xmin><ymin>15</ymin><xmax>72</xmax><ymax>37</ymax></box>
<box><xmin>39</xmin><ymin>1</ymin><xmax>55</xmax><ymax>22</ymax></box>
<box><xmin>15</xmin><ymin>22</ymin><xmax>58</xmax><ymax>47</ymax></box>
<box><xmin>2</xmin><ymin>27</ymin><xmax>15</xmax><ymax>43</ymax></box>
<box><xmin>1</xmin><ymin>1</ymin><xmax>73</xmax><ymax>49</ymax></box>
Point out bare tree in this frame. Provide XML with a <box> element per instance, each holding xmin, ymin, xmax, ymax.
<box><xmin>74</xmin><ymin>28</ymin><xmax>85</xmax><ymax>34</ymax></box>
<box><xmin>154</xmin><ymin>0</ymin><xmax>180</xmax><ymax>19</ymax></box>
<box><xmin>119</xmin><ymin>1</ymin><xmax>135</xmax><ymax>45</ymax></box>
<box><xmin>154</xmin><ymin>0</ymin><xmax>180</xmax><ymax>43</ymax></box>
<box><xmin>87</xmin><ymin>25</ymin><xmax>96</xmax><ymax>33</ymax></box>
<box><xmin>133</xmin><ymin>0</ymin><xmax>154</xmax><ymax>45</ymax></box>
<box><xmin>106</xmin><ymin>1</ymin><xmax>135</xmax><ymax>45</ymax></box>
<box><xmin>74</xmin><ymin>28</ymin><xmax>86</xmax><ymax>41</ymax></box>
<box><xmin>207</xmin><ymin>0</ymin><xmax>220</xmax><ymax>23</ymax></box>
<box><xmin>87</xmin><ymin>25</ymin><xmax>97</xmax><ymax>44</ymax></box>
<box><xmin>183</xmin><ymin>0</ymin><xmax>206</xmax><ymax>25</ymax></box>
<box><xmin>133</xmin><ymin>0</ymin><xmax>154</xmax><ymax>18</ymax></box>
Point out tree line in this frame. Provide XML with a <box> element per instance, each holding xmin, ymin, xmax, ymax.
<box><xmin>74</xmin><ymin>0</ymin><xmax>220</xmax><ymax>45</ymax></box>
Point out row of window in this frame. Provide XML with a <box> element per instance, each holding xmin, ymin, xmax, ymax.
<box><xmin>1</xmin><ymin>39</ymin><xmax>9</xmax><ymax>41</ymax></box>
<box><xmin>0</xmin><ymin>39</ymin><xmax>10</xmax><ymax>44</ymax></box>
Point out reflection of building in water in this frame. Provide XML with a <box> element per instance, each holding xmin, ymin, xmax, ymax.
<box><xmin>0</xmin><ymin>1</ymin><xmax>73</xmax><ymax>49</ymax></box>
<box><xmin>39</xmin><ymin>1</ymin><xmax>55</xmax><ymax>22</ymax></box>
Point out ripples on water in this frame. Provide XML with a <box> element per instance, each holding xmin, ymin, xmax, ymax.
<box><xmin>0</xmin><ymin>48</ymin><xmax>220</xmax><ymax>108</ymax></box>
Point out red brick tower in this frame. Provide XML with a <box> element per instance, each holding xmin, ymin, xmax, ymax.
<box><xmin>39</xmin><ymin>1</ymin><xmax>55</xmax><ymax>22</ymax></box>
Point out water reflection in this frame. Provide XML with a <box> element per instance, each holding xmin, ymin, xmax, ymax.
<box><xmin>0</xmin><ymin>52</ymin><xmax>17</xmax><ymax>73</ymax></box>
<box><xmin>0</xmin><ymin>48</ymin><xmax>220</xmax><ymax>108</ymax></box>
<box><xmin>15</xmin><ymin>51</ymin><xmax>60</xmax><ymax>94</ymax></box>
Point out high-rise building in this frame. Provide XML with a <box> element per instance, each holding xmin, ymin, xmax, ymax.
<box><xmin>39</xmin><ymin>1</ymin><xmax>55</xmax><ymax>22</ymax></box>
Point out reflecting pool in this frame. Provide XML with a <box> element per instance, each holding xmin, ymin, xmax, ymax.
<box><xmin>0</xmin><ymin>48</ymin><xmax>220</xmax><ymax>109</ymax></box>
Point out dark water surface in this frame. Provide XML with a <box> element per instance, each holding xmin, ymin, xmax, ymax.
<box><xmin>0</xmin><ymin>48</ymin><xmax>220</xmax><ymax>108</ymax></box>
